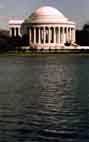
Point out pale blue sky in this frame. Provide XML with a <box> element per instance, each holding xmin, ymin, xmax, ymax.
<box><xmin>0</xmin><ymin>0</ymin><xmax>89</xmax><ymax>29</ymax></box>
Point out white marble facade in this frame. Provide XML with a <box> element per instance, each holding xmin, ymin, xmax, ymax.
<box><xmin>8</xmin><ymin>20</ymin><xmax>24</xmax><ymax>37</ymax></box>
<box><xmin>29</xmin><ymin>25</ymin><xmax>75</xmax><ymax>49</ymax></box>
<box><xmin>8</xmin><ymin>6</ymin><xmax>76</xmax><ymax>49</ymax></box>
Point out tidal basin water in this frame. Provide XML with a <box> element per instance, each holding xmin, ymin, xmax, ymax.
<box><xmin>0</xmin><ymin>55</ymin><xmax>89</xmax><ymax>142</ymax></box>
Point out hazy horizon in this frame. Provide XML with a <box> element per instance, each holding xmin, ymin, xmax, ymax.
<box><xmin>0</xmin><ymin>0</ymin><xmax>89</xmax><ymax>30</ymax></box>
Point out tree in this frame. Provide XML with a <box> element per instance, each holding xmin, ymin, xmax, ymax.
<box><xmin>83</xmin><ymin>22</ymin><xmax>89</xmax><ymax>31</ymax></box>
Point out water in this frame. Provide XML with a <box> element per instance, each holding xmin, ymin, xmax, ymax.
<box><xmin>0</xmin><ymin>55</ymin><xmax>89</xmax><ymax>142</ymax></box>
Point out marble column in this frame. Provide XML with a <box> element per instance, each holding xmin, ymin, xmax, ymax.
<box><xmin>63</xmin><ymin>27</ymin><xmax>65</xmax><ymax>44</ymax></box>
<box><xmin>67</xmin><ymin>27</ymin><xmax>69</xmax><ymax>42</ymax></box>
<box><xmin>62</xmin><ymin>27</ymin><xmax>64</xmax><ymax>43</ymax></box>
<box><xmin>68</xmin><ymin>28</ymin><xmax>70</xmax><ymax>42</ymax></box>
<box><xmin>60</xmin><ymin>27</ymin><xmax>62</xmax><ymax>44</ymax></box>
<box><xmin>56</xmin><ymin>28</ymin><xmax>57</xmax><ymax>43</ymax></box>
<box><xmin>38</xmin><ymin>27</ymin><xmax>40</xmax><ymax>44</ymax></box>
<box><xmin>43</xmin><ymin>27</ymin><xmax>45</xmax><ymax>44</ymax></box>
<box><xmin>48</xmin><ymin>27</ymin><xmax>50</xmax><ymax>44</ymax></box>
<box><xmin>34</xmin><ymin>27</ymin><xmax>36</xmax><ymax>44</ymax></box>
<box><xmin>71</xmin><ymin>28</ymin><xmax>72</xmax><ymax>41</ymax></box>
<box><xmin>60</xmin><ymin>28</ymin><xmax>62</xmax><ymax>44</ymax></box>
<box><xmin>73</xmin><ymin>28</ymin><xmax>75</xmax><ymax>42</ymax></box>
<box><xmin>71</xmin><ymin>28</ymin><xmax>72</xmax><ymax>42</ymax></box>
<box><xmin>69</xmin><ymin>28</ymin><xmax>71</xmax><ymax>42</ymax></box>
<box><xmin>58</xmin><ymin>27</ymin><xmax>60</xmax><ymax>44</ymax></box>
<box><xmin>54</xmin><ymin>27</ymin><xmax>56</xmax><ymax>44</ymax></box>
<box><xmin>56</xmin><ymin>27</ymin><xmax>58</xmax><ymax>43</ymax></box>
<box><xmin>65</xmin><ymin>28</ymin><xmax>67</xmax><ymax>42</ymax></box>
<box><xmin>14</xmin><ymin>28</ymin><xmax>16</xmax><ymax>37</ymax></box>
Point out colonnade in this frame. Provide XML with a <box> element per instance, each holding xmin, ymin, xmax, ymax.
<box><xmin>29</xmin><ymin>26</ymin><xmax>75</xmax><ymax>45</ymax></box>
<box><xmin>9</xmin><ymin>27</ymin><xmax>21</xmax><ymax>37</ymax></box>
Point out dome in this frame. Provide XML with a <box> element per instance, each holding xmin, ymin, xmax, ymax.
<box><xmin>32</xmin><ymin>6</ymin><xmax>65</xmax><ymax>18</ymax></box>
<box><xmin>26</xmin><ymin>6</ymin><xmax>69</xmax><ymax>24</ymax></box>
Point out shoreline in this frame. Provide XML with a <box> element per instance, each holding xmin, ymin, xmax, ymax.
<box><xmin>1</xmin><ymin>49</ymin><xmax>89</xmax><ymax>57</ymax></box>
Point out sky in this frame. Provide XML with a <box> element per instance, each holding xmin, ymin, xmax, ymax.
<box><xmin>0</xmin><ymin>0</ymin><xmax>89</xmax><ymax>30</ymax></box>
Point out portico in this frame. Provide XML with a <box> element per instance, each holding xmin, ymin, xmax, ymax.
<box><xmin>29</xmin><ymin>26</ymin><xmax>75</xmax><ymax>48</ymax></box>
<box><xmin>8</xmin><ymin>20</ymin><xmax>24</xmax><ymax>37</ymax></box>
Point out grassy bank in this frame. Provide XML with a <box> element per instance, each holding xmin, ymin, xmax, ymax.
<box><xmin>0</xmin><ymin>49</ymin><xmax>89</xmax><ymax>57</ymax></box>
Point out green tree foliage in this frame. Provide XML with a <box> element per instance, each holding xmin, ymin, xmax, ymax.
<box><xmin>76</xmin><ymin>22</ymin><xmax>89</xmax><ymax>46</ymax></box>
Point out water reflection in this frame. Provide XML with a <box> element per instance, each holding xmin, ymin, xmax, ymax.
<box><xmin>0</xmin><ymin>55</ymin><xmax>88</xmax><ymax>141</ymax></box>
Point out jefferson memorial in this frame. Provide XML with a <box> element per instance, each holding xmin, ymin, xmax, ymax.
<box><xmin>8</xmin><ymin>6</ymin><xmax>76</xmax><ymax>50</ymax></box>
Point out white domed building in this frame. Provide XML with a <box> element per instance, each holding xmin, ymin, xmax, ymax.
<box><xmin>8</xmin><ymin>6</ymin><xmax>76</xmax><ymax>50</ymax></box>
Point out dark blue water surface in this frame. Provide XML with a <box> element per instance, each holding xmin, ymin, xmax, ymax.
<box><xmin>0</xmin><ymin>55</ymin><xmax>89</xmax><ymax>142</ymax></box>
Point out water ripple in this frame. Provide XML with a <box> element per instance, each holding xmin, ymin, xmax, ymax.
<box><xmin>0</xmin><ymin>55</ymin><xmax>88</xmax><ymax>142</ymax></box>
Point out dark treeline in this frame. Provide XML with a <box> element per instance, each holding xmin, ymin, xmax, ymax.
<box><xmin>76</xmin><ymin>23</ymin><xmax>89</xmax><ymax>46</ymax></box>
<box><xmin>0</xmin><ymin>31</ymin><xmax>29</xmax><ymax>53</ymax></box>
<box><xmin>0</xmin><ymin>30</ymin><xmax>16</xmax><ymax>52</ymax></box>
